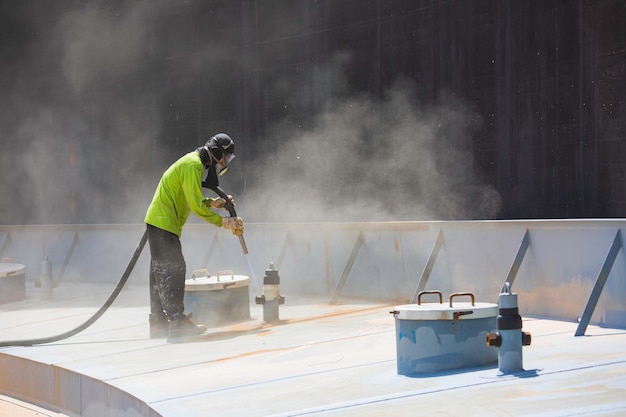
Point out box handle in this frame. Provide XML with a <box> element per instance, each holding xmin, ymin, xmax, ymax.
<box><xmin>417</xmin><ymin>290</ymin><xmax>442</xmax><ymax>305</ymax></box>
<box><xmin>449</xmin><ymin>292</ymin><xmax>475</xmax><ymax>307</ymax></box>
<box><xmin>191</xmin><ymin>269</ymin><xmax>211</xmax><ymax>280</ymax></box>
<box><xmin>217</xmin><ymin>270</ymin><xmax>235</xmax><ymax>282</ymax></box>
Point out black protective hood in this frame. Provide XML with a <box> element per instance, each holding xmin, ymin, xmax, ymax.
<box><xmin>202</xmin><ymin>166</ymin><xmax>219</xmax><ymax>190</ymax></box>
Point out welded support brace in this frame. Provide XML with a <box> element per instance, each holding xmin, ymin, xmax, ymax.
<box><xmin>575</xmin><ymin>229</ymin><xmax>623</xmax><ymax>337</ymax></box>
<box><xmin>56</xmin><ymin>231</ymin><xmax>80</xmax><ymax>285</ymax></box>
<box><xmin>201</xmin><ymin>232</ymin><xmax>221</xmax><ymax>268</ymax></box>
<box><xmin>410</xmin><ymin>229</ymin><xmax>444</xmax><ymax>303</ymax></box>
<box><xmin>324</xmin><ymin>231</ymin><xmax>332</xmax><ymax>294</ymax></box>
<box><xmin>275</xmin><ymin>232</ymin><xmax>294</xmax><ymax>271</ymax></box>
<box><xmin>0</xmin><ymin>232</ymin><xmax>11</xmax><ymax>258</ymax></box>
<box><xmin>500</xmin><ymin>228</ymin><xmax>530</xmax><ymax>293</ymax></box>
<box><xmin>329</xmin><ymin>231</ymin><xmax>365</xmax><ymax>305</ymax></box>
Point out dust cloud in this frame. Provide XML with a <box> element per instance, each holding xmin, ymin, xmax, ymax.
<box><xmin>239</xmin><ymin>71</ymin><xmax>501</xmax><ymax>222</ymax></box>
<box><xmin>0</xmin><ymin>2</ymin><xmax>501</xmax><ymax>226</ymax></box>
<box><xmin>0</xmin><ymin>1</ymin><xmax>174</xmax><ymax>225</ymax></box>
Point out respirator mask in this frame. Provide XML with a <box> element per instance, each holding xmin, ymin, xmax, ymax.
<box><xmin>207</xmin><ymin>133</ymin><xmax>235</xmax><ymax>176</ymax></box>
<box><xmin>216</xmin><ymin>153</ymin><xmax>235</xmax><ymax>176</ymax></box>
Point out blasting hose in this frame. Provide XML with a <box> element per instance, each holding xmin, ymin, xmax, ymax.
<box><xmin>0</xmin><ymin>187</ymin><xmax>245</xmax><ymax>347</ymax></box>
<box><xmin>0</xmin><ymin>231</ymin><xmax>148</xmax><ymax>347</ymax></box>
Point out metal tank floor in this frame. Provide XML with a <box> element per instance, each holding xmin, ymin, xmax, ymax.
<box><xmin>0</xmin><ymin>282</ymin><xmax>625</xmax><ymax>417</ymax></box>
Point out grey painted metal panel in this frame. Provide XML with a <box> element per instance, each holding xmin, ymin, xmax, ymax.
<box><xmin>0</xmin><ymin>220</ymin><xmax>624</xmax><ymax>329</ymax></box>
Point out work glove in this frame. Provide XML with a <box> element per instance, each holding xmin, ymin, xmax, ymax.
<box><xmin>222</xmin><ymin>216</ymin><xmax>244</xmax><ymax>236</ymax></box>
<box><xmin>209</xmin><ymin>195</ymin><xmax>235</xmax><ymax>209</ymax></box>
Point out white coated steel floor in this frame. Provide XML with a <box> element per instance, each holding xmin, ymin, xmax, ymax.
<box><xmin>0</xmin><ymin>282</ymin><xmax>625</xmax><ymax>417</ymax></box>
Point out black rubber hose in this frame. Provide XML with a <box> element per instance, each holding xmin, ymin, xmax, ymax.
<box><xmin>0</xmin><ymin>230</ymin><xmax>148</xmax><ymax>347</ymax></box>
<box><xmin>0</xmin><ymin>187</ymin><xmax>244</xmax><ymax>347</ymax></box>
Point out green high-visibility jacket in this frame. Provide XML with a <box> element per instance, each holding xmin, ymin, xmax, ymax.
<box><xmin>145</xmin><ymin>151</ymin><xmax>222</xmax><ymax>237</ymax></box>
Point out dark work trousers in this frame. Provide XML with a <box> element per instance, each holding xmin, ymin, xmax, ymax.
<box><xmin>147</xmin><ymin>224</ymin><xmax>186</xmax><ymax>321</ymax></box>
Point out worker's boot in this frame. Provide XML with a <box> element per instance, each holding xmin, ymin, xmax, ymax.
<box><xmin>149</xmin><ymin>314</ymin><xmax>169</xmax><ymax>339</ymax></box>
<box><xmin>167</xmin><ymin>314</ymin><xmax>207</xmax><ymax>339</ymax></box>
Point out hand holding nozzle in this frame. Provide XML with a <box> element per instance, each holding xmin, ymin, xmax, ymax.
<box><xmin>222</xmin><ymin>216</ymin><xmax>244</xmax><ymax>236</ymax></box>
<box><xmin>209</xmin><ymin>195</ymin><xmax>235</xmax><ymax>209</ymax></box>
<box><xmin>211</xmin><ymin>185</ymin><xmax>248</xmax><ymax>254</ymax></box>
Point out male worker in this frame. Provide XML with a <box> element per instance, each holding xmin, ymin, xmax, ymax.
<box><xmin>145</xmin><ymin>133</ymin><xmax>244</xmax><ymax>339</ymax></box>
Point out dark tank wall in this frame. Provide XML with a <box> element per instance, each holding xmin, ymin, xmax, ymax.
<box><xmin>0</xmin><ymin>1</ymin><xmax>624</xmax><ymax>223</ymax></box>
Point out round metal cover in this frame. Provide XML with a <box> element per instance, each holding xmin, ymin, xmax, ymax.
<box><xmin>0</xmin><ymin>260</ymin><xmax>25</xmax><ymax>278</ymax></box>
<box><xmin>393</xmin><ymin>302</ymin><xmax>498</xmax><ymax>321</ymax></box>
<box><xmin>185</xmin><ymin>270</ymin><xmax>249</xmax><ymax>292</ymax></box>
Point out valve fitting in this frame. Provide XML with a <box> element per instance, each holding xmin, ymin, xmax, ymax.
<box><xmin>255</xmin><ymin>262</ymin><xmax>285</xmax><ymax>323</ymax></box>
<box><xmin>486</xmin><ymin>282</ymin><xmax>531</xmax><ymax>373</ymax></box>
<box><xmin>40</xmin><ymin>256</ymin><xmax>53</xmax><ymax>300</ymax></box>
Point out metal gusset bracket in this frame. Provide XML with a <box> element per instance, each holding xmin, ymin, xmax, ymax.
<box><xmin>329</xmin><ymin>231</ymin><xmax>365</xmax><ymax>305</ymax></box>
<box><xmin>499</xmin><ymin>228</ymin><xmax>530</xmax><ymax>299</ymax></box>
<box><xmin>0</xmin><ymin>232</ymin><xmax>11</xmax><ymax>258</ymax></box>
<box><xmin>275</xmin><ymin>231</ymin><xmax>295</xmax><ymax>271</ymax></box>
<box><xmin>201</xmin><ymin>232</ymin><xmax>221</xmax><ymax>268</ymax></box>
<box><xmin>575</xmin><ymin>229</ymin><xmax>622</xmax><ymax>337</ymax></box>
<box><xmin>410</xmin><ymin>229</ymin><xmax>444</xmax><ymax>303</ymax></box>
<box><xmin>56</xmin><ymin>231</ymin><xmax>80</xmax><ymax>286</ymax></box>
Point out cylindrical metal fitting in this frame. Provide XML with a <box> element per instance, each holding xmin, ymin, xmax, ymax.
<box><xmin>495</xmin><ymin>282</ymin><xmax>530</xmax><ymax>373</ymax></box>
<box><xmin>40</xmin><ymin>256</ymin><xmax>53</xmax><ymax>300</ymax></box>
<box><xmin>263</xmin><ymin>262</ymin><xmax>280</xmax><ymax>286</ymax></box>
<box><xmin>263</xmin><ymin>298</ymin><xmax>280</xmax><ymax>323</ymax></box>
<box><xmin>264</xmin><ymin>284</ymin><xmax>280</xmax><ymax>301</ymax></box>
<box><xmin>258</xmin><ymin>262</ymin><xmax>284</xmax><ymax>323</ymax></box>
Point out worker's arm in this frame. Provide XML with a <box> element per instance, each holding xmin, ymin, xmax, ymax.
<box><xmin>182</xmin><ymin>163</ymin><xmax>223</xmax><ymax>227</ymax></box>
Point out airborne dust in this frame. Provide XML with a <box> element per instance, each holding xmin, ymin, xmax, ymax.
<box><xmin>0</xmin><ymin>2</ymin><xmax>501</xmax><ymax>226</ymax></box>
